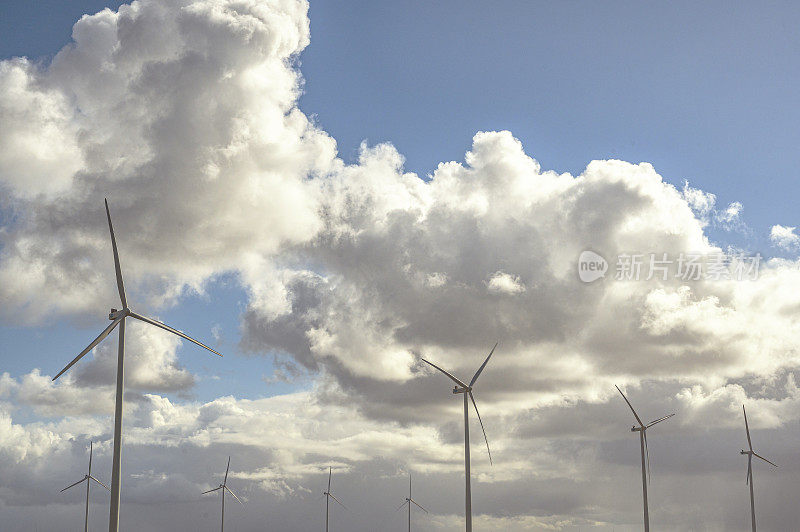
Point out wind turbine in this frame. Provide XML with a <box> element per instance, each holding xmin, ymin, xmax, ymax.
<box><xmin>395</xmin><ymin>474</ymin><xmax>428</xmax><ymax>532</ymax></box>
<box><xmin>52</xmin><ymin>199</ymin><xmax>222</xmax><ymax>532</ymax></box>
<box><xmin>741</xmin><ymin>404</ymin><xmax>778</xmax><ymax>532</ymax></box>
<box><xmin>615</xmin><ymin>385</ymin><xmax>674</xmax><ymax>532</ymax></box>
<box><xmin>202</xmin><ymin>456</ymin><xmax>243</xmax><ymax>532</ymax></box>
<box><xmin>322</xmin><ymin>467</ymin><xmax>346</xmax><ymax>532</ymax></box>
<box><xmin>421</xmin><ymin>343</ymin><xmax>497</xmax><ymax>532</ymax></box>
<box><xmin>61</xmin><ymin>442</ymin><xmax>111</xmax><ymax>532</ymax></box>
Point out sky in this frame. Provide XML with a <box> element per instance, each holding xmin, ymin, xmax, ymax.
<box><xmin>1</xmin><ymin>1</ymin><xmax>800</xmax><ymax>530</ymax></box>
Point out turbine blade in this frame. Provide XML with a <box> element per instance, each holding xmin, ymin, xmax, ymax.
<box><xmin>615</xmin><ymin>385</ymin><xmax>644</xmax><ymax>427</ymax></box>
<box><xmin>643</xmin><ymin>430</ymin><xmax>651</xmax><ymax>484</ymax></box>
<box><xmin>61</xmin><ymin>477</ymin><xmax>87</xmax><ymax>492</ymax></box>
<box><xmin>104</xmin><ymin>199</ymin><xmax>127</xmax><ymax>308</ymax></box>
<box><xmin>328</xmin><ymin>493</ymin><xmax>347</xmax><ymax>510</ymax></box>
<box><xmin>410</xmin><ymin>499</ymin><xmax>429</xmax><ymax>513</ymax></box>
<box><xmin>328</xmin><ymin>467</ymin><xmax>332</xmax><ymax>492</ymax></box>
<box><xmin>469</xmin><ymin>342</ymin><xmax>498</xmax><ymax>387</ymax></box>
<box><xmin>225</xmin><ymin>486</ymin><xmax>244</xmax><ymax>505</ymax></box>
<box><xmin>89</xmin><ymin>475</ymin><xmax>111</xmax><ymax>492</ymax></box>
<box><xmin>420</xmin><ymin>358</ymin><xmax>467</xmax><ymax>388</ymax></box>
<box><xmin>224</xmin><ymin>456</ymin><xmax>230</xmax><ymax>485</ymax></box>
<box><xmin>646</xmin><ymin>413</ymin><xmax>675</xmax><ymax>428</ymax></box>
<box><xmin>129</xmin><ymin>312</ymin><xmax>222</xmax><ymax>357</ymax></box>
<box><xmin>743</xmin><ymin>405</ymin><xmax>753</xmax><ymax>452</ymax></box>
<box><xmin>469</xmin><ymin>391</ymin><xmax>493</xmax><ymax>465</ymax></box>
<box><xmin>395</xmin><ymin>500</ymin><xmax>408</xmax><ymax>512</ymax></box>
<box><xmin>88</xmin><ymin>441</ymin><xmax>93</xmax><ymax>476</ymax></box>
<box><xmin>753</xmin><ymin>452</ymin><xmax>778</xmax><ymax>468</ymax></box>
<box><xmin>52</xmin><ymin>317</ymin><xmax>123</xmax><ymax>381</ymax></box>
<box><xmin>202</xmin><ymin>486</ymin><xmax>223</xmax><ymax>495</ymax></box>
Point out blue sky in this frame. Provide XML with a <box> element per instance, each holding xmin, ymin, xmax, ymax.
<box><xmin>4</xmin><ymin>1</ymin><xmax>798</xmax><ymax>236</ymax></box>
<box><xmin>2</xmin><ymin>0</ymin><xmax>798</xmax><ymax>405</ymax></box>
<box><xmin>298</xmin><ymin>1</ymin><xmax>800</xmax><ymax>239</ymax></box>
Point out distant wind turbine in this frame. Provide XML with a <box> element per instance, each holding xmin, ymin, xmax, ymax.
<box><xmin>322</xmin><ymin>467</ymin><xmax>346</xmax><ymax>532</ymax></box>
<box><xmin>741</xmin><ymin>405</ymin><xmax>778</xmax><ymax>532</ymax></box>
<box><xmin>615</xmin><ymin>385</ymin><xmax>674</xmax><ymax>532</ymax></box>
<box><xmin>61</xmin><ymin>442</ymin><xmax>110</xmax><ymax>532</ymax></box>
<box><xmin>202</xmin><ymin>456</ymin><xmax>243</xmax><ymax>532</ymax></box>
<box><xmin>52</xmin><ymin>199</ymin><xmax>223</xmax><ymax>532</ymax></box>
<box><xmin>421</xmin><ymin>343</ymin><xmax>497</xmax><ymax>532</ymax></box>
<box><xmin>395</xmin><ymin>474</ymin><xmax>428</xmax><ymax>532</ymax></box>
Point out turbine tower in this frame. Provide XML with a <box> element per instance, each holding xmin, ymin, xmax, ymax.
<box><xmin>741</xmin><ymin>404</ymin><xmax>778</xmax><ymax>532</ymax></box>
<box><xmin>61</xmin><ymin>442</ymin><xmax>111</xmax><ymax>532</ymax></box>
<box><xmin>202</xmin><ymin>456</ymin><xmax>244</xmax><ymax>532</ymax></box>
<box><xmin>395</xmin><ymin>474</ymin><xmax>428</xmax><ymax>532</ymax></box>
<box><xmin>322</xmin><ymin>467</ymin><xmax>346</xmax><ymax>532</ymax></box>
<box><xmin>421</xmin><ymin>343</ymin><xmax>496</xmax><ymax>532</ymax></box>
<box><xmin>52</xmin><ymin>199</ymin><xmax>223</xmax><ymax>532</ymax></box>
<box><xmin>615</xmin><ymin>385</ymin><xmax>674</xmax><ymax>532</ymax></box>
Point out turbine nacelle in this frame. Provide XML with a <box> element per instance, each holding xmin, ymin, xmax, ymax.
<box><xmin>452</xmin><ymin>386</ymin><xmax>472</xmax><ymax>394</ymax></box>
<box><xmin>108</xmin><ymin>308</ymin><xmax>129</xmax><ymax>320</ymax></box>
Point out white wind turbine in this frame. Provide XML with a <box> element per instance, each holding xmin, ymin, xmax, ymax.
<box><xmin>52</xmin><ymin>199</ymin><xmax>223</xmax><ymax>532</ymax></box>
<box><xmin>421</xmin><ymin>343</ymin><xmax>497</xmax><ymax>532</ymax></box>
<box><xmin>61</xmin><ymin>442</ymin><xmax>111</xmax><ymax>532</ymax></box>
<box><xmin>615</xmin><ymin>385</ymin><xmax>674</xmax><ymax>532</ymax></box>
<box><xmin>741</xmin><ymin>404</ymin><xmax>778</xmax><ymax>532</ymax></box>
<box><xmin>322</xmin><ymin>467</ymin><xmax>346</xmax><ymax>532</ymax></box>
<box><xmin>202</xmin><ymin>456</ymin><xmax>244</xmax><ymax>532</ymax></box>
<box><xmin>395</xmin><ymin>474</ymin><xmax>428</xmax><ymax>532</ymax></box>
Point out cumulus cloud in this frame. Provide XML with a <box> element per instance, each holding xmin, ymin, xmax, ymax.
<box><xmin>0</xmin><ymin>0</ymin><xmax>336</xmax><ymax>323</ymax></box>
<box><xmin>770</xmin><ymin>224</ymin><xmax>799</xmax><ymax>251</ymax></box>
<box><xmin>682</xmin><ymin>181</ymin><xmax>747</xmax><ymax>232</ymax></box>
<box><xmin>0</xmin><ymin>59</ymin><xmax>84</xmax><ymax>198</ymax></box>
<box><xmin>3</xmin><ymin>0</ymin><xmax>800</xmax><ymax>530</ymax></box>
<box><xmin>74</xmin><ymin>317</ymin><xmax>195</xmax><ymax>392</ymax></box>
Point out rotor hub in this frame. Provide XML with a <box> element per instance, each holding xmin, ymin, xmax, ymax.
<box><xmin>108</xmin><ymin>308</ymin><xmax>129</xmax><ymax>320</ymax></box>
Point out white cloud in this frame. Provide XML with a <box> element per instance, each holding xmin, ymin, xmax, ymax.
<box><xmin>682</xmin><ymin>181</ymin><xmax>747</xmax><ymax>232</ymax></box>
<box><xmin>74</xmin><ymin>317</ymin><xmax>196</xmax><ymax>392</ymax></box>
<box><xmin>770</xmin><ymin>224</ymin><xmax>799</xmax><ymax>251</ymax></box>
<box><xmin>0</xmin><ymin>0</ymin><xmax>336</xmax><ymax>323</ymax></box>
<box><xmin>0</xmin><ymin>59</ymin><xmax>84</xmax><ymax>198</ymax></box>
<box><xmin>716</xmin><ymin>200</ymin><xmax>744</xmax><ymax>230</ymax></box>
<box><xmin>682</xmin><ymin>181</ymin><xmax>716</xmax><ymax>226</ymax></box>
<box><xmin>486</xmin><ymin>271</ymin><xmax>526</xmax><ymax>294</ymax></box>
